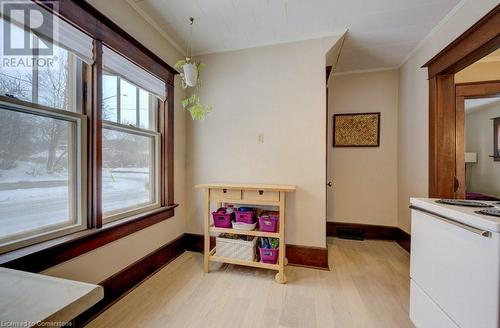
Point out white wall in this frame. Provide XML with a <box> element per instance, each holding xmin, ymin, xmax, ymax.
<box><xmin>465</xmin><ymin>101</ymin><xmax>500</xmax><ymax>197</ymax></box>
<box><xmin>42</xmin><ymin>0</ymin><xmax>187</xmax><ymax>284</ymax></box>
<box><xmin>397</xmin><ymin>0</ymin><xmax>499</xmax><ymax>233</ymax></box>
<box><xmin>185</xmin><ymin>37</ymin><xmax>340</xmax><ymax>248</ymax></box>
<box><xmin>327</xmin><ymin>70</ymin><xmax>399</xmax><ymax>226</ymax></box>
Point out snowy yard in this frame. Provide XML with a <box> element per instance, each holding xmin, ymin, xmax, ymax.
<box><xmin>0</xmin><ymin>163</ymin><xmax>151</xmax><ymax>239</ymax></box>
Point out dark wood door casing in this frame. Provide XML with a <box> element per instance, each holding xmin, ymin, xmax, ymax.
<box><xmin>424</xmin><ymin>4</ymin><xmax>500</xmax><ymax>198</ymax></box>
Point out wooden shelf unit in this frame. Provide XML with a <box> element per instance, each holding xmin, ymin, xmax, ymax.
<box><xmin>209</xmin><ymin>226</ymin><xmax>279</xmax><ymax>238</ymax></box>
<box><xmin>195</xmin><ymin>183</ymin><xmax>296</xmax><ymax>283</ymax></box>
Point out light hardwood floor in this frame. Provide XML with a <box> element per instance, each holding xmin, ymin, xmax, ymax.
<box><xmin>87</xmin><ymin>238</ymin><xmax>414</xmax><ymax>328</ymax></box>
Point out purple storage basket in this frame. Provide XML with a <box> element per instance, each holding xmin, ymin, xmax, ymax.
<box><xmin>258</xmin><ymin>215</ymin><xmax>279</xmax><ymax>232</ymax></box>
<box><xmin>235</xmin><ymin>210</ymin><xmax>255</xmax><ymax>224</ymax></box>
<box><xmin>212</xmin><ymin>212</ymin><xmax>232</xmax><ymax>228</ymax></box>
<box><xmin>259</xmin><ymin>247</ymin><xmax>279</xmax><ymax>264</ymax></box>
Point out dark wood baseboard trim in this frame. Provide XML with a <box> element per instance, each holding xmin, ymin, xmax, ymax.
<box><xmin>69</xmin><ymin>226</ymin><xmax>408</xmax><ymax>326</ymax></box>
<box><xmin>72</xmin><ymin>232</ymin><xmax>330</xmax><ymax>326</ymax></box>
<box><xmin>326</xmin><ymin>222</ymin><xmax>410</xmax><ymax>253</ymax></box>
<box><xmin>326</xmin><ymin>221</ymin><xmax>399</xmax><ymax>240</ymax></box>
<box><xmin>183</xmin><ymin>232</ymin><xmax>215</xmax><ymax>252</ymax></box>
<box><xmin>396</xmin><ymin>228</ymin><xmax>411</xmax><ymax>253</ymax></box>
<box><xmin>74</xmin><ymin>233</ymin><xmax>185</xmax><ymax>327</ymax></box>
<box><xmin>286</xmin><ymin>244</ymin><xmax>329</xmax><ymax>270</ymax></box>
<box><xmin>184</xmin><ymin>233</ymin><xmax>329</xmax><ymax>270</ymax></box>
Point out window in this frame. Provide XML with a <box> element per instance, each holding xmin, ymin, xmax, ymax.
<box><xmin>0</xmin><ymin>101</ymin><xmax>86</xmax><ymax>252</ymax></box>
<box><xmin>101</xmin><ymin>79</ymin><xmax>160</xmax><ymax>221</ymax></box>
<box><xmin>0</xmin><ymin>8</ymin><xmax>90</xmax><ymax>251</ymax></box>
<box><xmin>101</xmin><ymin>58</ymin><xmax>161</xmax><ymax>222</ymax></box>
<box><xmin>0</xmin><ymin>2</ymin><xmax>174</xmax><ymax>259</ymax></box>
<box><xmin>102</xmin><ymin>74</ymin><xmax>156</xmax><ymax>130</ymax></box>
<box><xmin>102</xmin><ymin>125</ymin><xmax>159</xmax><ymax>219</ymax></box>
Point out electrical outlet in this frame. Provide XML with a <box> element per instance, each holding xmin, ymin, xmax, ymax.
<box><xmin>257</xmin><ymin>133</ymin><xmax>264</xmax><ymax>144</ymax></box>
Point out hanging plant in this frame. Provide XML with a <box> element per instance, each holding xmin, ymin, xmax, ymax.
<box><xmin>174</xmin><ymin>58</ymin><xmax>205</xmax><ymax>89</ymax></box>
<box><xmin>181</xmin><ymin>94</ymin><xmax>213</xmax><ymax>121</ymax></box>
<box><xmin>176</xmin><ymin>17</ymin><xmax>213</xmax><ymax>121</ymax></box>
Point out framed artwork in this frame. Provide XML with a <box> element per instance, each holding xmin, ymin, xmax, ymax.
<box><xmin>333</xmin><ymin>112</ymin><xmax>380</xmax><ymax>147</ymax></box>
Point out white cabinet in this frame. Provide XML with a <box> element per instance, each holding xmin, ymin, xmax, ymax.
<box><xmin>410</xmin><ymin>280</ymin><xmax>458</xmax><ymax>328</ymax></box>
<box><xmin>410</xmin><ymin>203</ymin><xmax>500</xmax><ymax>328</ymax></box>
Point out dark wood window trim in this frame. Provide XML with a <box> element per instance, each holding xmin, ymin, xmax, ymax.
<box><xmin>0</xmin><ymin>205</ymin><xmax>178</xmax><ymax>273</ymax></box>
<box><xmin>0</xmin><ymin>1</ymin><xmax>179</xmax><ymax>271</ymax></box>
<box><xmin>35</xmin><ymin>0</ymin><xmax>177</xmax><ymax>86</ymax></box>
<box><xmin>423</xmin><ymin>4</ymin><xmax>499</xmax><ymax>198</ymax></box>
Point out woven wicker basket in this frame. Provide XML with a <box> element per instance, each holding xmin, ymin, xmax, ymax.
<box><xmin>216</xmin><ymin>235</ymin><xmax>257</xmax><ymax>261</ymax></box>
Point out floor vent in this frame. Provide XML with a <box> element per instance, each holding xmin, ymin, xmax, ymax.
<box><xmin>336</xmin><ymin>227</ymin><xmax>365</xmax><ymax>240</ymax></box>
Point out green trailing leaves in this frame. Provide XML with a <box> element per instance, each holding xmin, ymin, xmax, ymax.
<box><xmin>176</xmin><ymin>57</ymin><xmax>213</xmax><ymax>121</ymax></box>
<box><xmin>181</xmin><ymin>94</ymin><xmax>213</xmax><ymax>121</ymax></box>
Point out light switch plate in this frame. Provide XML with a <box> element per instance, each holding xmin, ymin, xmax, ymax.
<box><xmin>257</xmin><ymin>134</ymin><xmax>264</xmax><ymax>144</ymax></box>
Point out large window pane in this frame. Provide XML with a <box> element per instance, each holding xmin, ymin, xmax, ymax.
<box><xmin>103</xmin><ymin>74</ymin><xmax>118</xmax><ymax>122</ymax></box>
<box><xmin>37</xmin><ymin>43</ymin><xmax>70</xmax><ymax>110</ymax></box>
<box><xmin>120</xmin><ymin>79</ymin><xmax>137</xmax><ymax>126</ymax></box>
<box><xmin>0</xmin><ymin>20</ymin><xmax>33</xmax><ymax>102</ymax></box>
<box><xmin>102</xmin><ymin>128</ymin><xmax>156</xmax><ymax>216</ymax></box>
<box><xmin>102</xmin><ymin>74</ymin><xmax>157</xmax><ymax>131</ymax></box>
<box><xmin>0</xmin><ymin>18</ymin><xmax>84</xmax><ymax>112</ymax></box>
<box><xmin>139</xmin><ymin>89</ymin><xmax>150</xmax><ymax>129</ymax></box>
<box><xmin>0</xmin><ymin>107</ymin><xmax>77</xmax><ymax>244</ymax></box>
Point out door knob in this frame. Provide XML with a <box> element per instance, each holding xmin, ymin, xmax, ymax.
<box><xmin>327</xmin><ymin>181</ymin><xmax>333</xmax><ymax>187</ymax></box>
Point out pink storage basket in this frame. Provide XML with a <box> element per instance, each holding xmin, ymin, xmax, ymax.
<box><xmin>259</xmin><ymin>247</ymin><xmax>279</xmax><ymax>264</ymax></box>
<box><xmin>212</xmin><ymin>212</ymin><xmax>232</xmax><ymax>228</ymax></box>
<box><xmin>235</xmin><ymin>210</ymin><xmax>255</xmax><ymax>224</ymax></box>
<box><xmin>258</xmin><ymin>215</ymin><xmax>279</xmax><ymax>233</ymax></box>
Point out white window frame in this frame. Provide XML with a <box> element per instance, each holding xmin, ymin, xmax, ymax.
<box><xmin>101</xmin><ymin>120</ymin><xmax>161</xmax><ymax>224</ymax></box>
<box><xmin>0</xmin><ymin>99</ymin><xmax>87</xmax><ymax>253</ymax></box>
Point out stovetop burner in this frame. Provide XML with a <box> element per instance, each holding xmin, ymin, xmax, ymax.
<box><xmin>476</xmin><ymin>208</ymin><xmax>500</xmax><ymax>218</ymax></box>
<box><xmin>436</xmin><ymin>199</ymin><xmax>493</xmax><ymax>208</ymax></box>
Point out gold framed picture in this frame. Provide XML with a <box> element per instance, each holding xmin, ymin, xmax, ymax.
<box><xmin>333</xmin><ymin>112</ymin><xmax>380</xmax><ymax>147</ymax></box>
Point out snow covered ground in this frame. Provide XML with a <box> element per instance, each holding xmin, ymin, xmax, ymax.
<box><xmin>0</xmin><ymin>164</ymin><xmax>151</xmax><ymax>239</ymax></box>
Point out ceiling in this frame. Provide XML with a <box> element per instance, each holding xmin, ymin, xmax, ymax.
<box><xmin>129</xmin><ymin>0</ymin><xmax>461</xmax><ymax>73</ymax></box>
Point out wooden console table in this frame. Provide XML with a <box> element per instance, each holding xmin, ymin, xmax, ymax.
<box><xmin>195</xmin><ymin>183</ymin><xmax>296</xmax><ymax>283</ymax></box>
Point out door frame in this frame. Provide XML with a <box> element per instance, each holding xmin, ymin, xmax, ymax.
<box><xmin>325</xmin><ymin>66</ymin><xmax>332</xmax><ymax>224</ymax></box>
<box><xmin>423</xmin><ymin>4</ymin><xmax>500</xmax><ymax>198</ymax></box>
<box><xmin>455</xmin><ymin>80</ymin><xmax>500</xmax><ymax>198</ymax></box>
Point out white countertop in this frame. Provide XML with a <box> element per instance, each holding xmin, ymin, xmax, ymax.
<box><xmin>0</xmin><ymin>268</ymin><xmax>103</xmax><ymax>326</ymax></box>
<box><xmin>410</xmin><ymin>198</ymin><xmax>500</xmax><ymax>233</ymax></box>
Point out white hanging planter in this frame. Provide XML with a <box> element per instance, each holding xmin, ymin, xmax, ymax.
<box><xmin>183</xmin><ymin>62</ymin><xmax>198</xmax><ymax>87</ymax></box>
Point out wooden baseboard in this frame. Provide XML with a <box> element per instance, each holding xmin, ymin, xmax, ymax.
<box><xmin>183</xmin><ymin>232</ymin><xmax>215</xmax><ymax>252</ymax></box>
<box><xmin>285</xmin><ymin>244</ymin><xmax>329</xmax><ymax>270</ymax></box>
<box><xmin>326</xmin><ymin>222</ymin><xmax>410</xmax><ymax>253</ymax></box>
<box><xmin>327</xmin><ymin>221</ymin><xmax>399</xmax><ymax>240</ymax></box>
<box><xmin>73</xmin><ymin>234</ymin><xmax>185</xmax><ymax>327</ymax></box>
<box><xmin>396</xmin><ymin>228</ymin><xmax>411</xmax><ymax>253</ymax></box>
<box><xmin>184</xmin><ymin>233</ymin><xmax>329</xmax><ymax>270</ymax></box>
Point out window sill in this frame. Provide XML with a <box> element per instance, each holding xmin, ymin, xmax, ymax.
<box><xmin>0</xmin><ymin>204</ymin><xmax>178</xmax><ymax>273</ymax></box>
